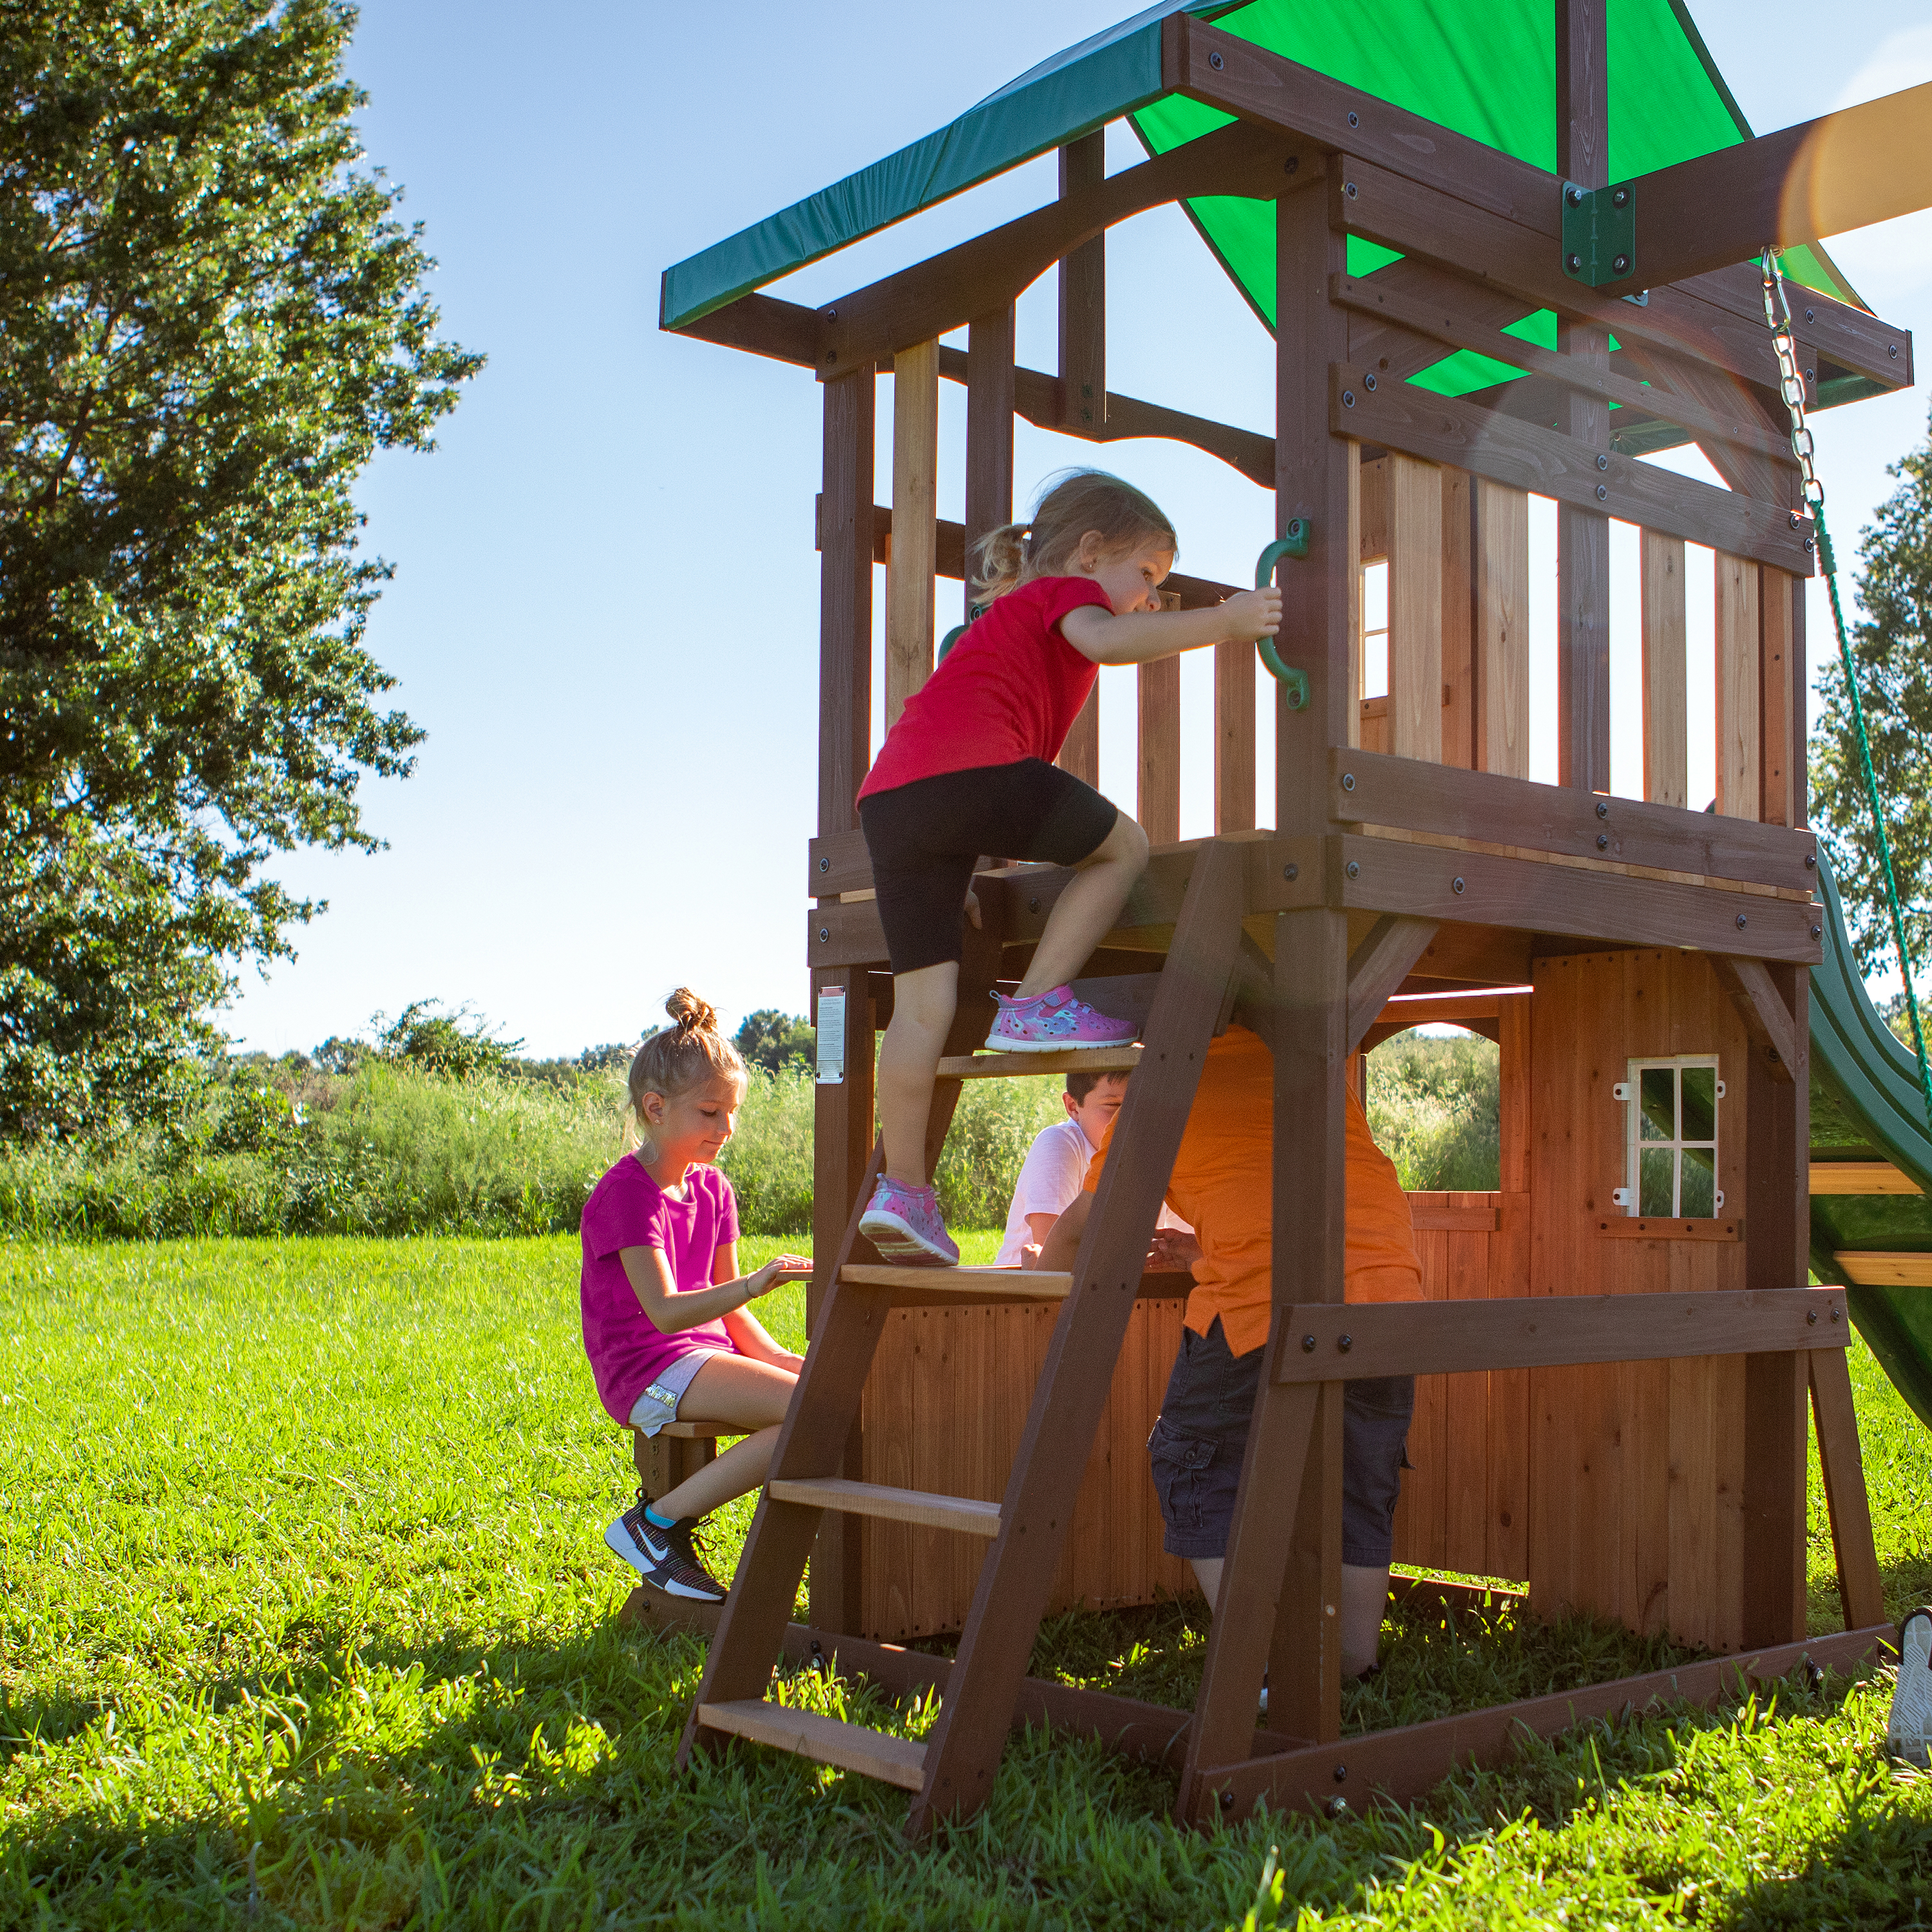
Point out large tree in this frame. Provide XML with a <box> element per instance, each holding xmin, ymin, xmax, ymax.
<box><xmin>0</xmin><ymin>0</ymin><xmax>478</xmax><ymax>1137</ymax></box>
<box><xmin>1810</xmin><ymin>401</ymin><xmax>1932</xmax><ymax>983</ymax></box>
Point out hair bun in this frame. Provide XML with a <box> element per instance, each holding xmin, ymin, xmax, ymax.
<box><xmin>664</xmin><ymin>987</ymin><xmax>718</xmax><ymax>1037</ymax></box>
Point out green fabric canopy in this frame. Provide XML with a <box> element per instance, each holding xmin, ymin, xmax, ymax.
<box><xmin>662</xmin><ymin>0</ymin><xmax>1864</xmax><ymax>400</ymax></box>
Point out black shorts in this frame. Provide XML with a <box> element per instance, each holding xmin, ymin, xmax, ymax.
<box><xmin>858</xmin><ymin>760</ymin><xmax>1119</xmax><ymax>974</ymax></box>
<box><xmin>1147</xmin><ymin>1318</ymin><xmax>1414</xmax><ymax>1565</ymax></box>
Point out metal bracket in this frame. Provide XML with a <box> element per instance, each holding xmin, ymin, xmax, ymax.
<box><xmin>1560</xmin><ymin>180</ymin><xmax>1636</xmax><ymax>288</ymax></box>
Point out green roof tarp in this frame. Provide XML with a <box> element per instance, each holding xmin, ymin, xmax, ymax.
<box><xmin>663</xmin><ymin>0</ymin><xmax>1862</xmax><ymax>357</ymax></box>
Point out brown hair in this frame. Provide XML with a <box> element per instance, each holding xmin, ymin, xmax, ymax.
<box><xmin>627</xmin><ymin>989</ymin><xmax>744</xmax><ymax>1146</ymax></box>
<box><xmin>971</xmin><ymin>469</ymin><xmax>1177</xmax><ymax>603</ymax></box>
<box><xmin>1066</xmin><ymin>1068</ymin><xmax>1128</xmax><ymax>1104</ymax></box>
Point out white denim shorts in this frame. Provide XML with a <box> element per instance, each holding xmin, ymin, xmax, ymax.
<box><xmin>627</xmin><ymin>1349</ymin><xmax>724</xmax><ymax>1437</ymax></box>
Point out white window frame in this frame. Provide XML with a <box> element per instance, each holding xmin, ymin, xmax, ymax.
<box><xmin>1611</xmin><ymin>1056</ymin><xmax>1725</xmax><ymax>1217</ymax></box>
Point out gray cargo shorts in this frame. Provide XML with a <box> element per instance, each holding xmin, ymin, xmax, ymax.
<box><xmin>1147</xmin><ymin>1317</ymin><xmax>1413</xmax><ymax>1565</ymax></box>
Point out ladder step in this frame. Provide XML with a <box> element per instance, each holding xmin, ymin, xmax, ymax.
<box><xmin>697</xmin><ymin>1700</ymin><xmax>928</xmax><ymax>1790</ymax></box>
<box><xmin>937</xmin><ymin>1046</ymin><xmax>1142</xmax><ymax>1078</ymax></box>
<box><xmin>842</xmin><ymin>1263</ymin><xmax>1071</xmax><ymax>1300</ymax></box>
<box><xmin>768</xmin><ymin>1475</ymin><xmax>1002</xmax><ymax>1536</ymax></box>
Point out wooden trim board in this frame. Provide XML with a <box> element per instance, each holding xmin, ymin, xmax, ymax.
<box><xmin>1812</xmin><ymin>1163</ymin><xmax>1921</xmax><ymax>1195</ymax></box>
<box><xmin>1830</xmin><ymin>1253</ymin><xmax>1932</xmax><ymax>1287</ymax></box>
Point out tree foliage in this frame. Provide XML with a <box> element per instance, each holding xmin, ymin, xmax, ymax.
<box><xmin>734</xmin><ymin>1009</ymin><xmax>814</xmax><ymax>1074</ymax></box>
<box><xmin>1810</xmin><ymin>401</ymin><xmax>1932</xmax><ymax>981</ymax></box>
<box><xmin>0</xmin><ymin>0</ymin><xmax>480</xmax><ymax>1137</ymax></box>
<box><xmin>374</xmin><ymin>1001</ymin><xmax>522</xmax><ymax>1083</ymax></box>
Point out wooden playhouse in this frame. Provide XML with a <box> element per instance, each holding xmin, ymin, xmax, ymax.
<box><xmin>643</xmin><ymin>0</ymin><xmax>1931</xmax><ymax>1835</ymax></box>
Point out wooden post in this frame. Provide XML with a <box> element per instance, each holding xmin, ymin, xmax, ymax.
<box><xmin>1214</xmin><ymin>642</ymin><xmax>1255</xmax><ymax>833</ymax></box>
<box><xmin>817</xmin><ymin>369</ymin><xmax>874</xmax><ymax>835</ymax></box>
<box><xmin>1474</xmin><ymin>478</ymin><xmax>1530</xmax><ymax>779</ymax></box>
<box><xmin>1389</xmin><ymin>452</ymin><xmax>1443</xmax><ymax>764</ymax></box>
<box><xmin>1760</xmin><ymin>566</ymin><xmax>1797</xmax><ymax>829</ymax></box>
<box><xmin>1058</xmin><ymin>688</ymin><xmax>1100</xmax><ymax>788</ymax></box>
<box><xmin>887</xmin><ymin>340</ymin><xmax>939</xmax><ymax>731</ymax></box>
<box><xmin>965</xmin><ymin>303</ymin><xmax>1016</xmax><ymax>620</ymax></box>
<box><xmin>1058</xmin><ymin>132</ymin><xmax>1105</xmax><ymax>436</ymax></box>
<box><xmin>1556</xmin><ymin>0</ymin><xmax>1611</xmax><ymax>793</ymax></box>
<box><xmin>1716</xmin><ymin>552</ymin><xmax>1761</xmax><ymax>819</ymax></box>
<box><xmin>1641</xmin><ymin>530</ymin><xmax>1688</xmax><ymax>807</ymax></box>
<box><xmin>809</xmin><ymin>366</ymin><xmax>876</xmax><ymax>1634</ymax></box>
<box><xmin>1441</xmin><ymin>466</ymin><xmax>1475</xmax><ymax>769</ymax></box>
<box><xmin>1138</xmin><ymin>659</ymin><xmax>1180</xmax><ymax>846</ymax></box>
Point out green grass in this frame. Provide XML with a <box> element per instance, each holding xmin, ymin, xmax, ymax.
<box><xmin>5</xmin><ymin>1236</ymin><xmax>1932</xmax><ymax>1928</ymax></box>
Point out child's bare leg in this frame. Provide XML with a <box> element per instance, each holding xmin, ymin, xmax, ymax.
<box><xmin>1188</xmin><ymin>1558</ymin><xmax>1392</xmax><ymax>1680</ymax></box>
<box><xmin>652</xmin><ymin>1354</ymin><xmax>796</xmax><ymax>1520</ymax></box>
<box><xmin>1014</xmin><ymin>813</ymin><xmax>1150</xmax><ymax>998</ymax></box>
<box><xmin>876</xmin><ymin>961</ymin><xmax>958</xmax><ymax>1186</ymax></box>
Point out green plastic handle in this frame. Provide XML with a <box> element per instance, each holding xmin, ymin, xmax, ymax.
<box><xmin>1254</xmin><ymin>521</ymin><xmax>1311</xmax><ymax>710</ymax></box>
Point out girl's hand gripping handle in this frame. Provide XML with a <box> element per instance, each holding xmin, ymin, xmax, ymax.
<box><xmin>1255</xmin><ymin>522</ymin><xmax>1311</xmax><ymax>710</ymax></box>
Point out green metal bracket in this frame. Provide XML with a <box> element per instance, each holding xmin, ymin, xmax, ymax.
<box><xmin>1255</xmin><ymin>521</ymin><xmax>1311</xmax><ymax>710</ymax></box>
<box><xmin>1560</xmin><ymin>180</ymin><xmax>1636</xmax><ymax>288</ymax></box>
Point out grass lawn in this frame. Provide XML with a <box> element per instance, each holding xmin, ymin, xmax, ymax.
<box><xmin>5</xmin><ymin>1236</ymin><xmax>1932</xmax><ymax>1929</ymax></box>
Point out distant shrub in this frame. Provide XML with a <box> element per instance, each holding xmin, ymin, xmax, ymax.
<box><xmin>1366</xmin><ymin>1030</ymin><xmax>1500</xmax><ymax>1191</ymax></box>
<box><xmin>375</xmin><ymin>1001</ymin><xmax>524</xmax><ymax>1081</ymax></box>
<box><xmin>735</xmin><ymin>1010</ymin><xmax>814</xmax><ymax>1074</ymax></box>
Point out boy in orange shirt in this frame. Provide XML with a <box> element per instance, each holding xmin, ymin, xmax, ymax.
<box><xmin>1039</xmin><ymin>1022</ymin><xmax>1420</xmax><ymax>1678</ymax></box>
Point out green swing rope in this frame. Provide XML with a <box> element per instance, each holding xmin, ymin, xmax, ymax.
<box><xmin>1765</xmin><ymin>252</ymin><xmax>1932</xmax><ymax>1135</ymax></box>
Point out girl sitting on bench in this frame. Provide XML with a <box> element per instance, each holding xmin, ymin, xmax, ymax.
<box><xmin>583</xmin><ymin>989</ymin><xmax>808</xmax><ymax>1602</ymax></box>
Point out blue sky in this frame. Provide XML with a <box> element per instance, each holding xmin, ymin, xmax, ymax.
<box><xmin>223</xmin><ymin>0</ymin><xmax>1932</xmax><ymax>1057</ymax></box>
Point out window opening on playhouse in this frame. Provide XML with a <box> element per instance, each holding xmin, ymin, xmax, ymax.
<box><xmin>1613</xmin><ymin>1056</ymin><xmax>1723</xmax><ymax>1218</ymax></box>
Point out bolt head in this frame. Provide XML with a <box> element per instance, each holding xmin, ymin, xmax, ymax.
<box><xmin>1208</xmin><ymin>48</ymin><xmax>1223</xmax><ymax>68</ymax></box>
<box><xmin>1341</xmin><ymin>772</ymin><xmax>1356</xmax><ymax>791</ymax></box>
<box><xmin>1812</xmin><ymin>925</ymin><xmax>1823</xmax><ymax>939</ymax></box>
<box><xmin>1452</xmin><ymin>876</ymin><xmax>1466</xmax><ymax>894</ymax></box>
<box><xmin>1347</xmin><ymin>110</ymin><xmax>1359</xmax><ymax>128</ymax></box>
<box><xmin>817</xmin><ymin>926</ymin><xmax>830</xmax><ymax>943</ymax></box>
<box><xmin>1806</xmin><ymin>308</ymin><xmax>1815</xmax><ymax>323</ymax></box>
<box><xmin>1345</xmin><ymin>859</ymin><xmax>1359</xmax><ymax>879</ymax></box>
<box><xmin>1342</xmin><ymin>389</ymin><xmax>1356</xmax><ymax>408</ymax></box>
<box><xmin>1302</xmin><ymin>1333</ymin><xmax>1317</xmax><ymax>1352</ymax></box>
<box><xmin>1333</xmin><ymin>1764</ymin><xmax>1349</xmax><ymax>1783</ymax></box>
<box><xmin>1364</xmin><ymin>372</ymin><xmax>1378</xmax><ymax>391</ymax></box>
<box><xmin>1325</xmin><ymin>1795</ymin><xmax>1350</xmax><ymax>1820</ymax></box>
<box><xmin>1806</xmin><ymin>537</ymin><xmax>1816</xmax><ymax>553</ymax></box>
<box><xmin>1806</xmin><ymin>853</ymin><xmax>1817</xmax><ymax>867</ymax></box>
<box><xmin>1612</xmin><ymin>254</ymin><xmax>1629</xmax><ymax>275</ymax></box>
<box><xmin>1284</xmin><ymin>155</ymin><xmax>1299</xmax><ymax>175</ymax></box>
<box><xmin>1566</xmin><ymin>252</ymin><xmax>1582</xmax><ymax>272</ymax></box>
<box><xmin>1338</xmin><ymin>1333</ymin><xmax>1353</xmax><ymax>1352</ymax></box>
<box><xmin>818</xmin><ymin>856</ymin><xmax>830</xmax><ymax>872</ymax></box>
<box><xmin>1808</xmin><ymin>1309</ymin><xmax>1819</xmax><ymax>1325</ymax></box>
<box><xmin>1283</xmin><ymin>862</ymin><xmax>1299</xmax><ymax>882</ymax></box>
<box><xmin>1596</xmin><ymin>453</ymin><xmax>1609</xmax><ymax>470</ymax></box>
<box><xmin>1028</xmin><ymin>896</ymin><xmax>1040</xmax><ymax>913</ymax></box>
<box><xmin>1612</xmin><ymin>187</ymin><xmax>1629</xmax><ymax>207</ymax></box>
<box><xmin>1891</xmin><ymin>345</ymin><xmax>1900</xmax><ymax>358</ymax></box>
<box><xmin>1736</xmin><ymin>914</ymin><xmax>1748</xmax><ymax>929</ymax></box>
<box><xmin>1597</xmin><ymin>833</ymin><xmax>1609</xmax><ymax>849</ymax></box>
<box><xmin>1219</xmin><ymin>1789</ymin><xmax>1235</xmax><ymax>1809</ymax></box>
<box><xmin>1566</xmin><ymin>185</ymin><xmax>1585</xmax><ymax>205</ymax></box>
<box><xmin>1345</xmin><ymin>181</ymin><xmax>1358</xmax><ymax>198</ymax></box>
<box><xmin>1596</xmin><ymin>483</ymin><xmax>1608</xmax><ymax>501</ymax></box>
<box><xmin>1596</xmin><ymin>801</ymin><xmax>1609</xmax><ymax>818</ymax></box>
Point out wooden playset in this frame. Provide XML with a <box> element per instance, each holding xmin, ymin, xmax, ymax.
<box><xmin>644</xmin><ymin>0</ymin><xmax>1932</xmax><ymax>1835</ymax></box>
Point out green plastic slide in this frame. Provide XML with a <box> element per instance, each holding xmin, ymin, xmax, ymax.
<box><xmin>1810</xmin><ymin>855</ymin><xmax>1932</xmax><ymax>1428</ymax></box>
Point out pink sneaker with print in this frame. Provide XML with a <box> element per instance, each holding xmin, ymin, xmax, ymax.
<box><xmin>859</xmin><ymin>1177</ymin><xmax>960</xmax><ymax>1265</ymax></box>
<box><xmin>985</xmin><ymin>985</ymin><xmax>1138</xmax><ymax>1052</ymax></box>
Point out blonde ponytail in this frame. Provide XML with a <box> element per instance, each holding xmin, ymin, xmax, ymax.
<box><xmin>969</xmin><ymin>469</ymin><xmax>1177</xmax><ymax>605</ymax></box>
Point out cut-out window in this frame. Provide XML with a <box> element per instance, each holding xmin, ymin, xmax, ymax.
<box><xmin>1361</xmin><ymin>560</ymin><xmax>1389</xmax><ymax>700</ymax></box>
<box><xmin>1613</xmin><ymin>1057</ymin><xmax>1723</xmax><ymax>1216</ymax></box>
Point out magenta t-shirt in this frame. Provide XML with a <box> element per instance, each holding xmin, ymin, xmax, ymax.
<box><xmin>580</xmin><ymin>1154</ymin><xmax>741</xmax><ymax>1425</ymax></box>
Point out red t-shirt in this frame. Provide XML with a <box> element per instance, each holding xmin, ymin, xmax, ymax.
<box><xmin>856</xmin><ymin>576</ymin><xmax>1112</xmax><ymax>800</ymax></box>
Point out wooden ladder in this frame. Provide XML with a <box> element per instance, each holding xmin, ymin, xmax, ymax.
<box><xmin>677</xmin><ymin>840</ymin><xmax>1249</xmax><ymax>1832</ymax></box>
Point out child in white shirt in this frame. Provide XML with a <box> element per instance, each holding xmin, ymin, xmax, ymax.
<box><xmin>996</xmin><ymin>1070</ymin><xmax>1191</xmax><ymax>1268</ymax></box>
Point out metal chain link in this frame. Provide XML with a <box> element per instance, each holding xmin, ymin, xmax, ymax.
<box><xmin>1761</xmin><ymin>249</ymin><xmax>1932</xmax><ymax>1134</ymax></box>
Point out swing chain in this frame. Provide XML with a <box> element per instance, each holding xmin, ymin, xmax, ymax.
<box><xmin>1761</xmin><ymin>247</ymin><xmax>1932</xmax><ymax>1137</ymax></box>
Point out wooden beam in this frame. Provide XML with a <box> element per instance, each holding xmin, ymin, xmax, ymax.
<box><xmin>1810</xmin><ymin>1348</ymin><xmax>1888</xmax><ymax>1633</ymax></box>
<box><xmin>819</xmin><ymin>118</ymin><xmax>1297</xmax><ymax>379</ymax></box>
<box><xmin>1440</xmin><ymin>466</ymin><xmax>1474</xmax><ymax>770</ymax></box>
<box><xmin>1271</xmin><ymin>1288</ymin><xmax>1846</xmax><ymax>1382</ymax></box>
<box><xmin>1473</xmin><ymin>478</ymin><xmax>1529</xmax><ymax>779</ymax></box>
<box><xmin>1712</xmin><ymin>954</ymin><xmax>1800</xmax><ymax>1084</ymax></box>
<box><xmin>1191</xmin><ymin>1624</ymin><xmax>1892</xmax><ymax>1819</ymax></box>
<box><xmin>819</xmin><ymin>370</ymin><xmax>873</xmax><ymax>834</ymax></box>
<box><xmin>1215</xmin><ymin>640</ymin><xmax>1256</xmax><ymax>833</ymax></box>
<box><xmin>1059</xmin><ymin>687</ymin><xmax>1099</xmax><ymax>789</ymax></box>
<box><xmin>965</xmin><ymin>306</ymin><xmax>1016</xmax><ymax>621</ymax></box>
<box><xmin>1138</xmin><ymin>658</ymin><xmax>1181</xmax><ymax>846</ymax></box>
<box><xmin>1642</xmin><ymin>531</ymin><xmax>1688</xmax><ymax>808</ymax></box>
<box><xmin>1278</xmin><ymin>833</ymin><xmax>1824</xmax><ymax>963</ymax></box>
<box><xmin>1345</xmin><ymin>914</ymin><xmax>1441</xmax><ymax>1056</ymax></box>
<box><xmin>1615</xmin><ymin>342</ymin><xmax>1797</xmax><ymax>505</ymax></box>
<box><xmin>1761</xmin><ymin>568</ymin><xmax>1798</xmax><ymax>829</ymax></box>
<box><xmin>1332</xmin><ymin>371</ymin><xmax>1815</xmax><ymax>576</ymax></box>
<box><xmin>1388</xmin><ymin>453</ymin><xmax>1443</xmax><ymax>763</ymax></box>
<box><xmin>1716</xmin><ymin>553</ymin><xmax>1761</xmax><ymax>819</ymax></box>
<box><xmin>1330</xmin><ymin>272</ymin><xmax>1796</xmax><ymax>464</ymax></box>
<box><xmin>1614</xmin><ymin>81</ymin><xmax>1932</xmax><ymax>297</ymax></box>
<box><xmin>1323</xmin><ymin>746</ymin><xmax>1817</xmax><ymax>891</ymax></box>
<box><xmin>1058</xmin><ymin>132</ymin><xmax>1106</xmax><ymax>435</ymax></box>
<box><xmin>886</xmin><ymin>340</ymin><xmax>938</xmax><ymax>732</ymax></box>
<box><xmin>1810</xmin><ymin>1162</ymin><xmax>1920</xmax><ymax>1196</ymax></box>
<box><xmin>1830</xmin><ymin>1252</ymin><xmax>1932</xmax><ymax>1287</ymax></box>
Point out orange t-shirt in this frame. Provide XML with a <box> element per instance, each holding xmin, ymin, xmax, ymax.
<box><xmin>1083</xmin><ymin>1025</ymin><xmax>1421</xmax><ymax>1358</ymax></box>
